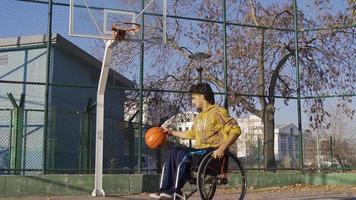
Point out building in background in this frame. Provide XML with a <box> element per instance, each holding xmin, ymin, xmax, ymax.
<box><xmin>236</xmin><ymin>115</ymin><xmax>299</xmax><ymax>167</ymax></box>
<box><xmin>0</xmin><ymin>34</ymin><xmax>133</xmax><ymax>173</ymax></box>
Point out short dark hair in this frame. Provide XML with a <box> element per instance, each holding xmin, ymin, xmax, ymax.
<box><xmin>189</xmin><ymin>83</ymin><xmax>215</xmax><ymax>104</ymax></box>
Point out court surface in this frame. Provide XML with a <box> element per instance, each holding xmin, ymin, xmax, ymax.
<box><xmin>2</xmin><ymin>184</ymin><xmax>356</xmax><ymax>200</ymax></box>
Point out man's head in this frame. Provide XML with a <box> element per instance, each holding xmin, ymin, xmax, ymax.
<box><xmin>189</xmin><ymin>83</ymin><xmax>215</xmax><ymax>109</ymax></box>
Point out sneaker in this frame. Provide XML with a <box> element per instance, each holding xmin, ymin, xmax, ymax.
<box><xmin>160</xmin><ymin>192</ymin><xmax>173</xmax><ymax>199</ymax></box>
<box><xmin>149</xmin><ymin>192</ymin><xmax>161</xmax><ymax>199</ymax></box>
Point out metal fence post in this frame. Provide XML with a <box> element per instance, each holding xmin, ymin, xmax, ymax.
<box><xmin>46</xmin><ymin>110</ymin><xmax>56</xmax><ymax>171</ymax></box>
<box><xmin>223</xmin><ymin>0</ymin><xmax>229</xmax><ymax>109</ymax></box>
<box><xmin>80</xmin><ymin>98</ymin><xmax>96</xmax><ymax>172</ymax></box>
<box><xmin>43</xmin><ymin>0</ymin><xmax>53</xmax><ymax>174</ymax></box>
<box><xmin>330</xmin><ymin>136</ymin><xmax>334</xmax><ymax>166</ymax></box>
<box><xmin>138</xmin><ymin>0</ymin><xmax>146</xmax><ymax>173</ymax></box>
<box><xmin>293</xmin><ymin>0</ymin><xmax>304</xmax><ymax>170</ymax></box>
<box><xmin>22</xmin><ymin>110</ymin><xmax>28</xmax><ymax>175</ymax></box>
<box><xmin>7</xmin><ymin>93</ymin><xmax>25</xmax><ymax>175</ymax></box>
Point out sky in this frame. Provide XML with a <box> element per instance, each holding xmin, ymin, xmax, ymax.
<box><xmin>0</xmin><ymin>0</ymin><xmax>355</xmax><ymax>132</ymax></box>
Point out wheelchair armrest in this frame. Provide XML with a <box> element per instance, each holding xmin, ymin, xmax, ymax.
<box><xmin>188</xmin><ymin>150</ymin><xmax>208</xmax><ymax>156</ymax></box>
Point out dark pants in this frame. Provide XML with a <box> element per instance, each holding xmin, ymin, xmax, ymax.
<box><xmin>161</xmin><ymin>146</ymin><xmax>214</xmax><ymax>194</ymax></box>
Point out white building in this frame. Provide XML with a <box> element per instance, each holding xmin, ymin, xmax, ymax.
<box><xmin>236</xmin><ymin>115</ymin><xmax>299</xmax><ymax>167</ymax></box>
<box><xmin>274</xmin><ymin>123</ymin><xmax>299</xmax><ymax>163</ymax></box>
<box><xmin>235</xmin><ymin>115</ymin><xmax>263</xmax><ymax>158</ymax></box>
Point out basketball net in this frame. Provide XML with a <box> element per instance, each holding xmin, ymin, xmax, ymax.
<box><xmin>111</xmin><ymin>22</ymin><xmax>141</xmax><ymax>41</ymax></box>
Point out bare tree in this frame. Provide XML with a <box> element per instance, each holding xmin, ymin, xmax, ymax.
<box><xmin>169</xmin><ymin>0</ymin><xmax>355</xmax><ymax>169</ymax></box>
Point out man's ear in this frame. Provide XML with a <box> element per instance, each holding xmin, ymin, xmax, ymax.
<box><xmin>200</xmin><ymin>94</ymin><xmax>206</xmax><ymax>101</ymax></box>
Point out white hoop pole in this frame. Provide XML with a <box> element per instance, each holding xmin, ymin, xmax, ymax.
<box><xmin>92</xmin><ymin>39</ymin><xmax>118</xmax><ymax>197</ymax></box>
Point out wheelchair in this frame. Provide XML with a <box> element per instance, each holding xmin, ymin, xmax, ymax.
<box><xmin>159</xmin><ymin>149</ymin><xmax>247</xmax><ymax>200</ymax></box>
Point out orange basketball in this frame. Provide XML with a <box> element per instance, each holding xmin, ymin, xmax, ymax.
<box><xmin>145</xmin><ymin>127</ymin><xmax>166</xmax><ymax>149</ymax></box>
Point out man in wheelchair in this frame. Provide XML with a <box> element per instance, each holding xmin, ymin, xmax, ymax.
<box><xmin>150</xmin><ymin>83</ymin><xmax>241</xmax><ymax>200</ymax></box>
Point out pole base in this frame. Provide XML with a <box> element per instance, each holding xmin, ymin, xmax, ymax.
<box><xmin>92</xmin><ymin>188</ymin><xmax>105</xmax><ymax>197</ymax></box>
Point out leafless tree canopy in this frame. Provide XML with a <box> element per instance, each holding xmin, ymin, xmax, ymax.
<box><xmin>95</xmin><ymin>0</ymin><xmax>355</xmax><ymax>168</ymax></box>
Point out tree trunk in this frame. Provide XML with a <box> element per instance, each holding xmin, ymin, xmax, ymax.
<box><xmin>264</xmin><ymin>103</ymin><xmax>276</xmax><ymax>169</ymax></box>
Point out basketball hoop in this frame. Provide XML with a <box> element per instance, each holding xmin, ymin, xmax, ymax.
<box><xmin>111</xmin><ymin>22</ymin><xmax>141</xmax><ymax>41</ymax></box>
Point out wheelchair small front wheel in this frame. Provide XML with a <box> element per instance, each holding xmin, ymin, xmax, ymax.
<box><xmin>197</xmin><ymin>150</ymin><xmax>247</xmax><ymax>200</ymax></box>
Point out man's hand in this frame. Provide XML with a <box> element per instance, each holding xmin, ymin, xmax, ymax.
<box><xmin>212</xmin><ymin>146</ymin><xmax>225</xmax><ymax>159</ymax></box>
<box><xmin>161</xmin><ymin>127</ymin><xmax>172</xmax><ymax>136</ymax></box>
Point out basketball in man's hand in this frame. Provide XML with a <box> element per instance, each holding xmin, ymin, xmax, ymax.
<box><xmin>145</xmin><ymin>127</ymin><xmax>166</xmax><ymax>149</ymax></box>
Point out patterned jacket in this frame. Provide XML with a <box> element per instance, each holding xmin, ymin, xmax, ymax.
<box><xmin>185</xmin><ymin>104</ymin><xmax>241</xmax><ymax>149</ymax></box>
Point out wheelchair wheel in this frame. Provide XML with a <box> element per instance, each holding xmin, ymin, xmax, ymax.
<box><xmin>197</xmin><ymin>150</ymin><xmax>247</xmax><ymax>200</ymax></box>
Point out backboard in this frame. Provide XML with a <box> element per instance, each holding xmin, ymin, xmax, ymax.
<box><xmin>69</xmin><ymin>0</ymin><xmax>167</xmax><ymax>44</ymax></box>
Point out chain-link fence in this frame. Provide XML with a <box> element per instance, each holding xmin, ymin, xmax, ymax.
<box><xmin>0</xmin><ymin>0</ymin><xmax>355</xmax><ymax>174</ymax></box>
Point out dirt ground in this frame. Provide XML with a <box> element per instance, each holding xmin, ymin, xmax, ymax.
<box><xmin>2</xmin><ymin>184</ymin><xmax>356</xmax><ymax>200</ymax></box>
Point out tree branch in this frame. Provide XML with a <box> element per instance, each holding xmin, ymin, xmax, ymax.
<box><xmin>277</xmin><ymin>74</ymin><xmax>294</xmax><ymax>93</ymax></box>
<box><xmin>268</xmin><ymin>52</ymin><xmax>293</xmax><ymax>103</ymax></box>
<box><xmin>258</xmin><ymin>29</ymin><xmax>267</xmax><ymax>108</ymax></box>
<box><xmin>269</xmin><ymin>10</ymin><xmax>293</xmax><ymax>28</ymax></box>
<box><xmin>205</xmin><ymin>73</ymin><xmax>262</xmax><ymax>117</ymax></box>
<box><xmin>167</xmin><ymin>38</ymin><xmax>191</xmax><ymax>59</ymax></box>
<box><xmin>248</xmin><ymin>0</ymin><xmax>260</xmax><ymax>26</ymax></box>
<box><xmin>233</xmin><ymin>93</ymin><xmax>263</xmax><ymax>117</ymax></box>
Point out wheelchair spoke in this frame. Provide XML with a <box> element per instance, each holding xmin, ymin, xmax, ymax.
<box><xmin>201</xmin><ymin>164</ymin><xmax>216</xmax><ymax>198</ymax></box>
<box><xmin>197</xmin><ymin>151</ymin><xmax>247</xmax><ymax>200</ymax></box>
<box><xmin>197</xmin><ymin>157</ymin><xmax>216</xmax><ymax>199</ymax></box>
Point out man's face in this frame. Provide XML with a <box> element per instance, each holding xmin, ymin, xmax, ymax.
<box><xmin>191</xmin><ymin>93</ymin><xmax>205</xmax><ymax>109</ymax></box>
